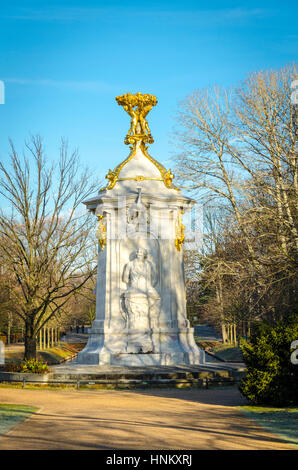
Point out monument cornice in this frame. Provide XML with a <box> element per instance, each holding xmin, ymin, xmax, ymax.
<box><xmin>83</xmin><ymin>192</ymin><xmax>196</xmax><ymax>213</ymax></box>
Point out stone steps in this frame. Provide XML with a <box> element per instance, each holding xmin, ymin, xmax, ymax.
<box><xmin>0</xmin><ymin>363</ymin><xmax>246</xmax><ymax>389</ymax></box>
<box><xmin>50</xmin><ymin>363</ymin><xmax>246</xmax><ymax>388</ymax></box>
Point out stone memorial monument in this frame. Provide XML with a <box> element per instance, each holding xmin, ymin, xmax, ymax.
<box><xmin>77</xmin><ymin>93</ymin><xmax>205</xmax><ymax>366</ymax></box>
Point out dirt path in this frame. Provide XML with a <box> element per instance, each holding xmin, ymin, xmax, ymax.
<box><xmin>0</xmin><ymin>387</ymin><xmax>294</xmax><ymax>450</ymax></box>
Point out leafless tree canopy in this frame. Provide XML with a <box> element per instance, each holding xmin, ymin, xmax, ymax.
<box><xmin>0</xmin><ymin>136</ymin><xmax>99</xmax><ymax>358</ymax></box>
<box><xmin>174</xmin><ymin>64</ymin><xmax>297</xmax><ymax>342</ymax></box>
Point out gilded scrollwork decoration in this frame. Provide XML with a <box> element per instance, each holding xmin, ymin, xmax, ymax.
<box><xmin>96</xmin><ymin>214</ymin><xmax>107</xmax><ymax>250</ymax></box>
<box><xmin>175</xmin><ymin>210</ymin><xmax>185</xmax><ymax>251</ymax></box>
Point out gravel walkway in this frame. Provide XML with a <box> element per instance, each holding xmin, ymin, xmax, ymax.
<box><xmin>0</xmin><ymin>387</ymin><xmax>295</xmax><ymax>450</ymax></box>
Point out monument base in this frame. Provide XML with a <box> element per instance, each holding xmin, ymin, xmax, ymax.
<box><xmin>77</xmin><ymin>351</ymin><xmax>205</xmax><ymax>366</ymax></box>
<box><xmin>77</xmin><ymin>327</ymin><xmax>205</xmax><ymax>366</ymax></box>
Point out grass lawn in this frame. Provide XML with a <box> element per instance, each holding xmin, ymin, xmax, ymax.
<box><xmin>3</xmin><ymin>342</ymin><xmax>85</xmax><ymax>365</ymax></box>
<box><xmin>210</xmin><ymin>344</ymin><xmax>243</xmax><ymax>362</ymax></box>
<box><xmin>0</xmin><ymin>404</ymin><xmax>38</xmax><ymax>435</ymax></box>
<box><xmin>239</xmin><ymin>406</ymin><xmax>298</xmax><ymax>447</ymax></box>
<box><xmin>38</xmin><ymin>343</ymin><xmax>85</xmax><ymax>364</ymax></box>
<box><xmin>195</xmin><ymin>341</ymin><xmax>244</xmax><ymax>362</ymax></box>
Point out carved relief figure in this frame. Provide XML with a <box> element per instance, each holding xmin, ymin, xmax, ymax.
<box><xmin>123</xmin><ymin>248</ymin><xmax>160</xmax><ymax>330</ymax></box>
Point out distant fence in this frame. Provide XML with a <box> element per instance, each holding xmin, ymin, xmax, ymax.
<box><xmin>38</xmin><ymin>327</ymin><xmax>60</xmax><ymax>350</ymax></box>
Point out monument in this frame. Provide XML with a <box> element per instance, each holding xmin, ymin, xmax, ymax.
<box><xmin>77</xmin><ymin>93</ymin><xmax>205</xmax><ymax>366</ymax></box>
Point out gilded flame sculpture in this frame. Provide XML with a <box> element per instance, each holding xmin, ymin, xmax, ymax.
<box><xmin>101</xmin><ymin>92</ymin><xmax>178</xmax><ymax>196</ymax></box>
<box><xmin>116</xmin><ymin>92</ymin><xmax>157</xmax><ymax>145</ymax></box>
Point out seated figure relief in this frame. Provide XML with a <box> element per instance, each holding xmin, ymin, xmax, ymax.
<box><xmin>122</xmin><ymin>248</ymin><xmax>160</xmax><ymax>330</ymax></box>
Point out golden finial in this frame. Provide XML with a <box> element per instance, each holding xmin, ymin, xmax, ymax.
<box><xmin>100</xmin><ymin>93</ymin><xmax>180</xmax><ymax>192</ymax></box>
<box><xmin>115</xmin><ymin>93</ymin><xmax>157</xmax><ymax>146</ymax></box>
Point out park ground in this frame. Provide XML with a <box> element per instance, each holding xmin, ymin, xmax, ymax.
<box><xmin>2</xmin><ymin>340</ymin><xmax>85</xmax><ymax>365</ymax></box>
<box><xmin>1</xmin><ymin>337</ymin><xmax>296</xmax><ymax>450</ymax></box>
<box><xmin>0</xmin><ymin>386</ymin><xmax>297</xmax><ymax>450</ymax></box>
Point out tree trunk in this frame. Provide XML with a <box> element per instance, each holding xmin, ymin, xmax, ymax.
<box><xmin>39</xmin><ymin>329</ymin><xmax>43</xmax><ymax>350</ymax></box>
<box><xmin>24</xmin><ymin>336</ymin><xmax>37</xmax><ymax>360</ymax></box>
<box><xmin>221</xmin><ymin>323</ymin><xmax>227</xmax><ymax>343</ymax></box>
<box><xmin>216</xmin><ymin>279</ymin><xmax>227</xmax><ymax>343</ymax></box>
<box><xmin>24</xmin><ymin>320</ymin><xmax>37</xmax><ymax>360</ymax></box>
<box><xmin>7</xmin><ymin>320</ymin><xmax>11</xmax><ymax>345</ymax></box>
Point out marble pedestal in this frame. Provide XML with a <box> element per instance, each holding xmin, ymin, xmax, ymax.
<box><xmin>78</xmin><ymin>327</ymin><xmax>204</xmax><ymax>366</ymax></box>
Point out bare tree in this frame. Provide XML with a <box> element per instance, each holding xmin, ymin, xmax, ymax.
<box><xmin>0</xmin><ymin>136</ymin><xmax>99</xmax><ymax>359</ymax></box>
<box><xmin>173</xmin><ymin>64</ymin><xmax>298</xmax><ymax>336</ymax></box>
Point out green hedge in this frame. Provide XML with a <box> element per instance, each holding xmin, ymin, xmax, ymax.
<box><xmin>239</xmin><ymin>316</ymin><xmax>298</xmax><ymax>406</ymax></box>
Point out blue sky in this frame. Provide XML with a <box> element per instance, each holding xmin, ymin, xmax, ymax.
<box><xmin>0</xmin><ymin>0</ymin><xmax>297</xmax><ymax>182</ymax></box>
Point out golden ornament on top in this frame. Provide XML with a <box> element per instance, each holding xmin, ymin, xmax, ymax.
<box><xmin>99</xmin><ymin>93</ymin><xmax>180</xmax><ymax>193</ymax></box>
<box><xmin>116</xmin><ymin>92</ymin><xmax>157</xmax><ymax>145</ymax></box>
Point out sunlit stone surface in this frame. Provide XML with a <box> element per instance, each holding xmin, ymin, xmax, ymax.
<box><xmin>78</xmin><ymin>93</ymin><xmax>204</xmax><ymax>366</ymax></box>
<box><xmin>77</xmin><ymin>141</ymin><xmax>205</xmax><ymax>366</ymax></box>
